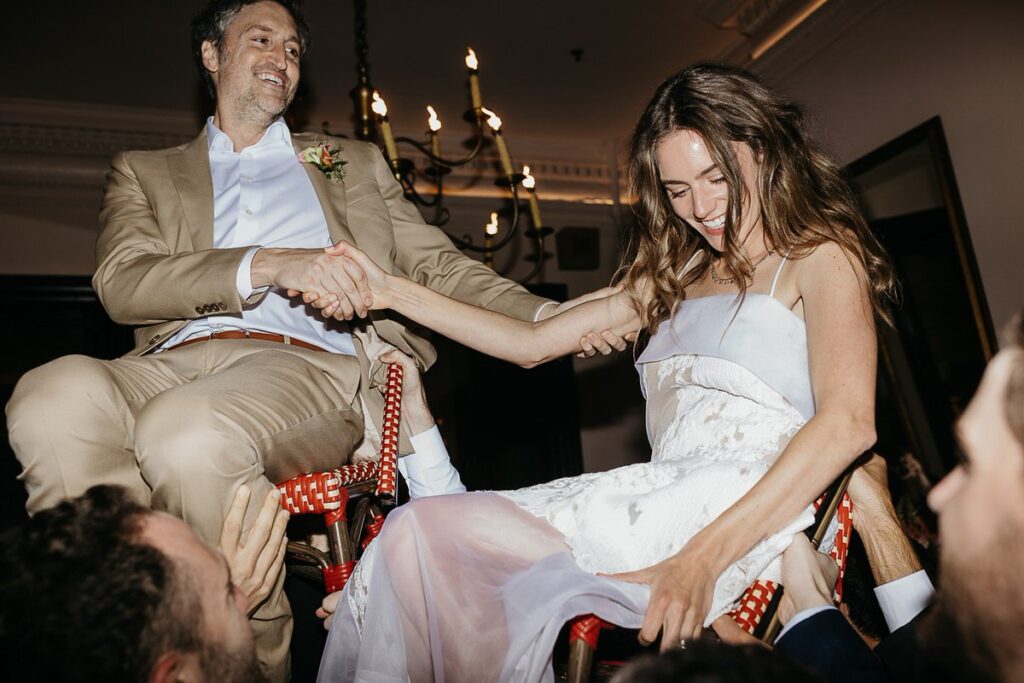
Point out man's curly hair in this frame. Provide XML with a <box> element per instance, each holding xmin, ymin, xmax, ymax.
<box><xmin>0</xmin><ymin>486</ymin><xmax>200</xmax><ymax>682</ymax></box>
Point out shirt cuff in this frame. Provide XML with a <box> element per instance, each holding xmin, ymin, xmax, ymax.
<box><xmin>235</xmin><ymin>246</ymin><xmax>267</xmax><ymax>300</ymax></box>
<box><xmin>874</xmin><ymin>569</ymin><xmax>934</xmax><ymax>632</ymax></box>
<box><xmin>775</xmin><ymin>605</ymin><xmax>837</xmax><ymax>644</ymax></box>
<box><xmin>397</xmin><ymin>426</ymin><xmax>466</xmax><ymax>498</ymax></box>
<box><xmin>533</xmin><ymin>300</ymin><xmax>558</xmax><ymax>322</ymax></box>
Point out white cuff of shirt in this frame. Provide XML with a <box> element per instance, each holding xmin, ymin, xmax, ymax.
<box><xmin>235</xmin><ymin>246</ymin><xmax>269</xmax><ymax>300</ymax></box>
<box><xmin>533</xmin><ymin>301</ymin><xmax>558</xmax><ymax>322</ymax></box>
<box><xmin>775</xmin><ymin>605</ymin><xmax>836</xmax><ymax>644</ymax></box>
<box><xmin>397</xmin><ymin>426</ymin><xmax>466</xmax><ymax>499</ymax></box>
<box><xmin>874</xmin><ymin>569</ymin><xmax>934</xmax><ymax>632</ymax></box>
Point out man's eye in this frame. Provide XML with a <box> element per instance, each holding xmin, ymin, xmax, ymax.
<box><xmin>253</xmin><ymin>36</ymin><xmax>269</xmax><ymax>44</ymax></box>
<box><xmin>287</xmin><ymin>48</ymin><xmax>299</xmax><ymax>58</ymax></box>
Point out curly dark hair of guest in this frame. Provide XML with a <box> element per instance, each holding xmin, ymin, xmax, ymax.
<box><xmin>610</xmin><ymin>639</ymin><xmax>821</xmax><ymax>683</ymax></box>
<box><xmin>0</xmin><ymin>486</ymin><xmax>200</xmax><ymax>683</ymax></box>
<box><xmin>191</xmin><ymin>0</ymin><xmax>311</xmax><ymax>98</ymax></box>
<box><xmin>620</xmin><ymin>62</ymin><xmax>897</xmax><ymax>332</ymax></box>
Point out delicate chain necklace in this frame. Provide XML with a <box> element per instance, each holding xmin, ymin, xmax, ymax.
<box><xmin>709</xmin><ymin>249</ymin><xmax>775</xmax><ymax>285</ymax></box>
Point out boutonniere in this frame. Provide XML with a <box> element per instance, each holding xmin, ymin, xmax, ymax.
<box><xmin>298</xmin><ymin>143</ymin><xmax>347</xmax><ymax>182</ymax></box>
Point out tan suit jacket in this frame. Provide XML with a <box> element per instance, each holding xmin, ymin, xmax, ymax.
<box><xmin>93</xmin><ymin>130</ymin><xmax>549</xmax><ymax>438</ymax></box>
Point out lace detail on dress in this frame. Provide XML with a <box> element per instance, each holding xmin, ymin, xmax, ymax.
<box><xmin>498</xmin><ymin>355</ymin><xmax>818</xmax><ymax>621</ymax></box>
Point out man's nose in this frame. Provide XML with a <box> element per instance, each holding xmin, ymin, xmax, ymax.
<box><xmin>927</xmin><ymin>465</ymin><xmax>965</xmax><ymax>513</ymax></box>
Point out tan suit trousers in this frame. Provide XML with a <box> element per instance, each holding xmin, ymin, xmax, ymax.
<box><xmin>6</xmin><ymin>338</ymin><xmax>366</xmax><ymax>682</ymax></box>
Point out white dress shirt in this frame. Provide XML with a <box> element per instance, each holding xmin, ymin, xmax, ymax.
<box><xmin>776</xmin><ymin>569</ymin><xmax>935</xmax><ymax>642</ymax></box>
<box><xmin>161</xmin><ymin>118</ymin><xmax>356</xmax><ymax>355</ymax></box>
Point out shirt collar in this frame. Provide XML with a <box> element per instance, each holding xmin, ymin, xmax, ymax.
<box><xmin>205</xmin><ymin>117</ymin><xmax>292</xmax><ymax>153</ymax></box>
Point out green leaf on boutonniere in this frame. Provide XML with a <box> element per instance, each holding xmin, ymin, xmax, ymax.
<box><xmin>298</xmin><ymin>143</ymin><xmax>347</xmax><ymax>182</ymax></box>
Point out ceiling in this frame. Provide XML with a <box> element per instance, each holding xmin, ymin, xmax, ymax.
<box><xmin>6</xmin><ymin>1</ymin><xmax>748</xmax><ymax>144</ymax></box>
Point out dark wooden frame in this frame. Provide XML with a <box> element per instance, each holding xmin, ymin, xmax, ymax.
<box><xmin>848</xmin><ymin>116</ymin><xmax>995</xmax><ymax>483</ymax></box>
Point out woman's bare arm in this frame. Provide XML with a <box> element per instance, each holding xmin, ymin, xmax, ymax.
<box><xmin>335</xmin><ymin>241</ymin><xmax>642</xmax><ymax>367</ymax></box>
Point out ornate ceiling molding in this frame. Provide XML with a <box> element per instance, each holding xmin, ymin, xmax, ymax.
<box><xmin>0</xmin><ymin>97</ymin><xmax>621</xmax><ymax>203</ymax></box>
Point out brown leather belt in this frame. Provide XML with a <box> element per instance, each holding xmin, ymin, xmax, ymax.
<box><xmin>167</xmin><ymin>330</ymin><xmax>328</xmax><ymax>353</ymax></box>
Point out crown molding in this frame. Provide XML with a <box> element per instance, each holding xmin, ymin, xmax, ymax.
<box><xmin>0</xmin><ymin>97</ymin><xmax>621</xmax><ymax>202</ymax></box>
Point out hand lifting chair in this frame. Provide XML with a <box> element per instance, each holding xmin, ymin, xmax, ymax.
<box><xmin>274</xmin><ymin>362</ymin><xmax>404</xmax><ymax>593</ymax></box>
<box><xmin>566</xmin><ymin>468</ymin><xmax>855</xmax><ymax>683</ymax></box>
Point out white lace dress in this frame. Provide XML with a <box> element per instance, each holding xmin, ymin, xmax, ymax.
<box><xmin>318</xmin><ymin>292</ymin><xmax>830</xmax><ymax>683</ymax></box>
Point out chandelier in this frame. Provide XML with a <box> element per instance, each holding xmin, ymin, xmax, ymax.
<box><xmin>326</xmin><ymin>0</ymin><xmax>553</xmax><ymax>283</ymax></box>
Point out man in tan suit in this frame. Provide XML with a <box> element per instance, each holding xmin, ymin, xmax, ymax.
<box><xmin>5</xmin><ymin>1</ymin><xmax>620</xmax><ymax>680</ymax></box>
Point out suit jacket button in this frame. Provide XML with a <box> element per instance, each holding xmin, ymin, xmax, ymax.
<box><xmin>149</xmin><ymin>336</ymin><xmax>159</xmax><ymax>344</ymax></box>
<box><xmin>217</xmin><ymin>302</ymin><xmax>226</xmax><ymax>310</ymax></box>
<box><xmin>195</xmin><ymin>306</ymin><xmax>204</xmax><ymax>314</ymax></box>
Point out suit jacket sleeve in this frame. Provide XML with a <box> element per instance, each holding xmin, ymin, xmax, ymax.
<box><xmin>367</xmin><ymin>146</ymin><xmax>551</xmax><ymax>321</ymax></box>
<box><xmin>873</xmin><ymin>610</ymin><xmax>924</xmax><ymax>683</ymax></box>
<box><xmin>93</xmin><ymin>150</ymin><xmax>254</xmax><ymax>325</ymax></box>
<box><xmin>775</xmin><ymin>608</ymin><xmax>892</xmax><ymax>683</ymax></box>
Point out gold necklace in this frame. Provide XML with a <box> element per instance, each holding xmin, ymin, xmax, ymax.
<box><xmin>709</xmin><ymin>250</ymin><xmax>775</xmax><ymax>286</ymax></box>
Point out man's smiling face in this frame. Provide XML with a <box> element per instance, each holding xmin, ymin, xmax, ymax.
<box><xmin>201</xmin><ymin>1</ymin><xmax>301</xmax><ymax>129</ymax></box>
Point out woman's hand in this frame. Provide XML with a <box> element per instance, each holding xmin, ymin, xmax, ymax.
<box><xmin>608</xmin><ymin>544</ymin><xmax>718</xmax><ymax>651</ymax></box>
<box><xmin>219</xmin><ymin>485</ymin><xmax>289</xmax><ymax>617</ymax></box>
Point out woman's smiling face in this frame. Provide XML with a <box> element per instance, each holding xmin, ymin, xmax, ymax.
<box><xmin>655</xmin><ymin>129</ymin><xmax>763</xmax><ymax>252</ymax></box>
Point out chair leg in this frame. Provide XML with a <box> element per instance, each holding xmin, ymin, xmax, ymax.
<box><xmin>567</xmin><ymin>615</ymin><xmax>605</xmax><ymax>683</ymax></box>
<box><xmin>322</xmin><ymin>489</ymin><xmax>357</xmax><ymax>593</ymax></box>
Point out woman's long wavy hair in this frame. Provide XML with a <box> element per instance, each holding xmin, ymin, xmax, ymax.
<box><xmin>620</xmin><ymin>63</ymin><xmax>896</xmax><ymax>332</ymax></box>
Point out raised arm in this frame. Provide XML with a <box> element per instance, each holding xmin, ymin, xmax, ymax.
<box><xmin>334</xmin><ymin>242</ymin><xmax>640</xmax><ymax>367</ymax></box>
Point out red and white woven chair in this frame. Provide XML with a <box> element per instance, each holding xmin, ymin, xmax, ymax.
<box><xmin>275</xmin><ymin>363</ymin><xmax>404</xmax><ymax>593</ymax></box>
<box><xmin>565</xmin><ymin>470</ymin><xmax>855</xmax><ymax>683</ymax></box>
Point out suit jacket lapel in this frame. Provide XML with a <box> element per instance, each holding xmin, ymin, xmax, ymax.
<box><xmin>292</xmin><ymin>137</ymin><xmax>353</xmax><ymax>245</ymax></box>
<box><xmin>167</xmin><ymin>130</ymin><xmax>215</xmax><ymax>251</ymax></box>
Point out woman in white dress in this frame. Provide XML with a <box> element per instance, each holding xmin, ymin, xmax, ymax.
<box><xmin>315</xmin><ymin>63</ymin><xmax>895</xmax><ymax>682</ymax></box>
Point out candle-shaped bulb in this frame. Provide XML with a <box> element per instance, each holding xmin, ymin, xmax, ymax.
<box><xmin>426</xmin><ymin>106</ymin><xmax>442</xmax><ymax>132</ymax></box>
<box><xmin>465</xmin><ymin>48</ymin><xmax>479</xmax><ymax>71</ymax></box>
<box><xmin>522</xmin><ymin>165</ymin><xmax>536</xmax><ymax>190</ymax></box>
<box><xmin>371</xmin><ymin>91</ymin><xmax>388</xmax><ymax>117</ymax></box>
<box><xmin>481</xmin><ymin>107</ymin><xmax>502</xmax><ymax>131</ymax></box>
<box><xmin>485</xmin><ymin>212</ymin><xmax>499</xmax><ymax>236</ymax></box>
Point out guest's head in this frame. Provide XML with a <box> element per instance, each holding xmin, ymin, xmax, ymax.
<box><xmin>191</xmin><ymin>0</ymin><xmax>310</xmax><ymax>120</ymax></box>
<box><xmin>0</xmin><ymin>486</ymin><xmax>263</xmax><ymax>683</ymax></box>
<box><xmin>621</xmin><ymin>62</ymin><xmax>893</xmax><ymax>330</ymax></box>
<box><xmin>924</xmin><ymin>312</ymin><xmax>1024</xmax><ymax>681</ymax></box>
<box><xmin>610</xmin><ymin>639</ymin><xmax>821</xmax><ymax>682</ymax></box>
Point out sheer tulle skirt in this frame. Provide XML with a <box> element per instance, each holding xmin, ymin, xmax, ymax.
<box><xmin>317</xmin><ymin>493</ymin><xmax>651</xmax><ymax>683</ymax></box>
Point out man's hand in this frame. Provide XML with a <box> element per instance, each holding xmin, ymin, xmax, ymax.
<box><xmin>778</xmin><ymin>534</ymin><xmax>839</xmax><ymax>625</ymax></box>
<box><xmin>378</xmin><ymin>349</ymin><xmax>433</xmax><ymax>435</ymax></box>
<box><xmin>537</xmin><ymin>286</ymin><xmax>637</xmax><ymax>358</ymax></box>
<box><xmin>219</xmin><ymin>485</ymin><xmax>289</xmax><ymax>617</ymax></box>
<box><xmin>316</xmin><ymin>591</ymin><xmax>342</xmax><ymax>630</ymax></box>
<box><xmin>252</xmin><ymin>243</ymin><xmax>372</xmax><ymax>319</ymax></box>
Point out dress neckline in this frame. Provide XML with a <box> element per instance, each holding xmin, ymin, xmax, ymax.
<box><xmin>676</xmin><ymin>292</ymin><xmax>805</xmax><ymax>329</ymax></box>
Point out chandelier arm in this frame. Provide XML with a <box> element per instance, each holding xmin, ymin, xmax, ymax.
<box><xmin>401</xmin><ymin>174</ymin><xmax>443</xmax><ymax>208</ymax></box>
<box><xmin>434</xmin><ymin>189</ymin><xmax>522</xmax><ymax>253</ymax></box>
<box><xmin>516</xmin><ymin>235</ymin><xmax>546</xmax><ymax>285</ymax></box>
<box><xmin>393</xmin><ymin>127</ymin><xmax>486</xmax><ymax>168</ymax></box>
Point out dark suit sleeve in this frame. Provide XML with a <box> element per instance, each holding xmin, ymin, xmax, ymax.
<box><xmin>873</xmin><ymin>611</ymin><xmax>923</xmax><ymax>683</ymax></box>
<box><xmin>776</xmin><ymin>609</ymin><xmax>892</xmax><ymax>683</ymax></box>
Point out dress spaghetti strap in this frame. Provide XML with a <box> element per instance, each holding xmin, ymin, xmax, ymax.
<box><xmin>768</xmin><ymin>253</ymin><xmax>789</xmax><ymax>299</ymax></box>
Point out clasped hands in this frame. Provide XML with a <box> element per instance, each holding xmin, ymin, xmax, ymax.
<box><xmin>253</xmin><ymin>241</ymin><xmax>632</xmax><ymax>357</ymax></box>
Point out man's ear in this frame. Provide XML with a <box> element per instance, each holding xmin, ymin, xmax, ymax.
<box><xmin>150</xmin><ymin>651</ymin><xmax>203</xmax><ymax>683</ymax></box>
<box><xmin>201</xmin><ymin>40</ymin><xmax>220</xmax><ymax>77</ymax></box>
